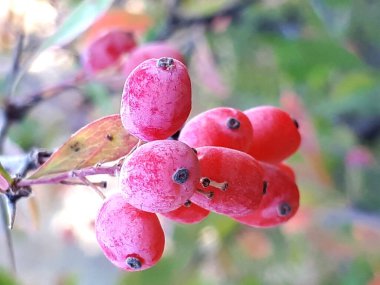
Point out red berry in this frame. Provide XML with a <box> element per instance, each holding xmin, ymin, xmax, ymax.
<box><xmin>179</xmin><ymin>107</ymin><xmax>254</xmax><ymax>152</ymax></box>
<box><xmin>191</xmin><ymin>146</ymin><xmax>264</xmax><ymax>216</ymax></box>
<box><xmin>161</xmin><ymin>201</ymin><xmax>209</xmax><ymax>224</ymax></box>
<box><xmin>123</xmin><ymin>42</ymin><xmax>185</xmax><ymax>76</ymax></box>
<box><xmin>244</xmin><ymin>106</ymin><xmax>301</xmax><ymax>163</ymax></box>
<box><xmin>95</xmin><ymin>193</ymin><xmax>165</xmax><ymax>271</ymax></box>
<box><xmin>81</xmin><ymin>30</ymin><xmax>136</xmax><ymax>74</ymax></box>
<box><xmin>120</xmin><ymin>57</ymin><xmax>192</xmax><ymax>141</ymax></box>
<box><xmin>119</xmin><ymin>140</ymin><xmax>200</xmax><ymax>213</ymax></box>
<box><xmin>232</xmin><ymin>162</ymin><xmax>300</xmax><ymax>227</ymax></box>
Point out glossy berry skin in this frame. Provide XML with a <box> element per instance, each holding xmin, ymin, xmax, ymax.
<box><xmin>120</xmin><ymin>57</ymin><xmax>191</xmax><ymax>141</ymax></box>
<box><xmin>232</xmin><ymin>162</ymin><xmax>300</xmax><ymax>227</ymax></box>
<box><xmin>179</xmin><ymin>107</ymin><xmax>254</xmax><ymax>152</ymax></box>
<box><xmin>161</xmin><ymin>201</ymin><xmax>210</xmax><ymax>224</ymax></box>
<box><xmin>123</xmin><ymin>42</ymin><xmax>185</xmax><ymax>76</ymax></box>
<box><xmin>119</xmin><ymin>140</ymin><xmax>200</xmax><ymax>213</ymax></box>
<box><xmin>95</xmin><ymin>193</ymin><xmax>165</xmax><ymax>271</ymax></box>
<box><xmin>244</xmin><ymin>106</ymin><xmax>301</xmax><ymax>163</ymax></box>
<box><xmin>81</xmin><ymin>30</ymin><xmax>136</xmax><ymax>74</ymax></box>
<box><xmin>191</xmin><ymin>146</ymin><xmax>264</xmax><ymax>216</ymax></box>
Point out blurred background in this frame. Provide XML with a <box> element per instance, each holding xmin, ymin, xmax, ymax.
<box><xmin>1</xmin><ymin>0</ymin><xmax>380</xmax><ymax>284</ymax></box>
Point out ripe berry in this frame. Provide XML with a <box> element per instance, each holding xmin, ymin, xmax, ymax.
<box><xmin>244</xmin><ymin>106</ymin><xmax>301</xmax><ymax>163</ymax></box>
<box><xmin>120</xmin><ymin>57</ymin><xmax>192</xmax><ymax>141</ymax></box>
<box><xmin>119</xmin><ymin>140</ymin><xmax>200</xmax><ymax>213</ymax></box>
<box><xmin>123</xmin><ymin>42</ymin><xmax>186</xmax><ymax>76</ymax></box>
<box><xmin>81</xmin><ymin>30</ymin><xmax>136</xmax><ymax>74</ymax></box>
<box><xmin>95</xmin><ymin>193</ymin><xmax>165</xmax><ymax>271</ymax></box>
<box><xmin>191</xmin><ymin>146</ymin><xmax>264</xmax><ymax>216</ymax></box>
<box><xmin>179</xmin><ymin>107</ymin><xmax>254</xmax><ymax>152</ymax></box>
<box><xmin>232</xmin><ymin>162</ymin><xmax>300</xmax><ymax>227</ymax></box>
<box><xmin>161</xmin><ymin>201</ymin><xmax>210</xmax><ymax>224</ymax></box>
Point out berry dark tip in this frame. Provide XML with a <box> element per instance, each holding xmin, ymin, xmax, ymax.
<box><xmin>263</xmin><ymin>181</ymin><xmax>268</xmax><ymax>195</ymax></box>
<box><xmin>278</xmin><ymin>202</ymin><xmax>292</xmax><ymax>217</ymax></box>
<box><xmin>126</xmin><ymin>256</ymin><xmax>142</xmax><ymax>270</ymax></box>
<box><xmin>173</xmin><ymin>168</ymin><xmax>189</xmax><ymax>184</ymax></box>
<box><xmin>220</xmin><ymin>182</ymin><xmax>228</xmax><ymax>191</ymax></box>
<box><xmin>292</xmin><ymin>118</ymin><xmax>299</xmax><ymax>129</ymax></box>
<box><xmin>192</xmin><ymin>148</ymin><xmax>198</xmax><ymax>154</ymax></box>
<box><xmin>157</xmin><ymin>57</ymin><xmax>175</xmax><ymax>70</ymax></box>
<box><xmin>200</xmin><ymin>177</ymin><xmax>211</xmax><ymax>187</ymax></box>
<box><xmin>184</xmin><ymin>200</ymin><xmax>192</xmax><ymax>207</ymax></box>
<box><xmin>226</xmin><ymin>117</ymin><xmax>240</xmax><ymax>130</ymax></box>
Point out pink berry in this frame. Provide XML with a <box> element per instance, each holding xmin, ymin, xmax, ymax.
<box><xmin>244</xmin><ymin>105</ymin><xmax>301</xmax><ymax>163</ymax></box>
<box><xmin>179</xmin><ymin>107</ymin><xmax>254</xmax><ymax>152</ymax></box>
<box><xmin>119</xmin><ymin>140</ymin><xmax>200</xmax><ymax>213</ymax></box>
<box><xmin>191</xmin><ymin>146</ymin><xmax>264</xmax><ymax>216</ymax></box>
<box><xmin>95</xmin><ymin>193</ymin><xmax>165</xmax><ymax>271</ymax></box>
<box><xmin>120</xmin><ymin>57</ymin><xmax>192</xmax><ymax>141</ymax></box>
<box><xmin>161</xmin><ymin>201</ymin><xmax>210</xmax><ymax>224</ymax></box>
<box><xmin>81</xmin><ymin>29</ymin><xmax>136</xmax><ymax>74</ymax></box>
<box><xmin>232</xmin><ymin>162</ymin><xmax>300</xmax><ymax>227</ymax></box>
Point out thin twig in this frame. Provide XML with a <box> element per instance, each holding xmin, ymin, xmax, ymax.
<box><xmin>5</xmin><ymin>32</ymin><xmax>25</xmax><ymax>97</ymax></box>
<box><xmin>0</xmin><ymin>195</ymin><xmax>16</xmax><ymax>274</ymax></box>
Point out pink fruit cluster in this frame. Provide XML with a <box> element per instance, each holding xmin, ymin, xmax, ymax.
<box><xmin>93</xmin><ymin>41</ymin><xmax>302</xmax><ymax>272</ymax></box>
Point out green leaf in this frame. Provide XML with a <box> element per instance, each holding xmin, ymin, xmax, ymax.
<box><xmin>28</xmin><ymin>114</ymin><xmax>139</xmax><ymax>179</ymax></box>
<box><xmin>40</xmin><ymin>0</ymin><xmax>113</xmax><ymax>50</ymax></box>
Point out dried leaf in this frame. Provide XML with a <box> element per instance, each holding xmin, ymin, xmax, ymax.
<box><xmin>29</xmin><ymin>114</ymin><xmax>138</xmax><ymax>179</ymax></box>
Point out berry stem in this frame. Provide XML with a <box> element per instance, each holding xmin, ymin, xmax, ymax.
<box><xmin>16</xmin><ymin>164</ymin><xmax>119</xmax><ymax>188</ymax></box>
<box><xmin>200</xmin><ymin>177</ymin><xmax>228</xmax><ymax>191</ymax></box>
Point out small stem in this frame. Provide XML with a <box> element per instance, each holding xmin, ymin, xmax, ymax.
<box><xmin>59</xmin><ymin>180</ymin><xmax>107</xmax><ymax>188</ymax></box>
<box><xmin>200</xmin><ymin>177</ymin><xmax>228</xmax><ymax>191</ymax></box>
<box><xmin>77</xmin><ymin>176</ymin><xmax>106</xmax><ymax>200</ymax></box>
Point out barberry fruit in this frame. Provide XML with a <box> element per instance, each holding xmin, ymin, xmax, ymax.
<box><xmin>119</xmin><ymin>140</ymin><xmax>200</xmax><ymax>213</ymax></box>
<box><xmin>161</xmin><ymin>201</ymin><xmax>210</xmax><ymax>224</ymax></box>
<box><xmin>120</xmin><ymin>57</ymin><xmax>192</xmax><ymax>141</ymax></box>
<box><xmin>81</xmin><ymin>30</ymin><xmax>136</xmax><ymax>74</ymax></box>
<box><xmin>191</xmin><ymin>146</ymin><xmax>264</xmax><ymax>216</ymax></box>
<box><xmin>95</xmin><ymin>193</ymin><xmax>165</xmax><ymax>271</ymax></box>
<box><xmin>232</xmin><ymin>162</ymin><xmax>300</xmax><ymax>227</ymax></box>
<box><xmin>244</xmin><ymin>105</ymin><xmax>301</xmax><ymax>163</ymax></box>
<box><xmin>179</xmin><ymin>107</ymin><xmax>254</xmax><ymax>152</ymax></box>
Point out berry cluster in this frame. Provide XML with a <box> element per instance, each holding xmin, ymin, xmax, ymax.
<box><xmin>93</xmin><ymin>42</ymin><xmax>301</xmax><ymax>272</ymax></box>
